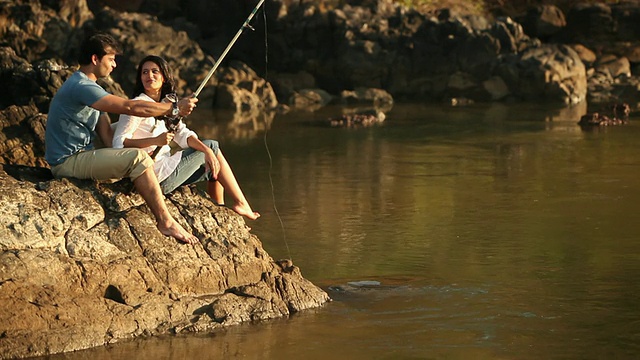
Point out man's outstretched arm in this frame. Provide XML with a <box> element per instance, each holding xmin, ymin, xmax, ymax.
<box><xmin>91</xmin><ymin>94</ymin><xmax>197</xmax><ymax>118</ymax></box>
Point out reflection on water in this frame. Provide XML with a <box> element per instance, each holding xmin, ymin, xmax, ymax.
<box><xmin>43</xmin><ymin>102</ymin><xmax>640</xmax><ymax>359</ymax></box>
<box><xmin>186</xmin><ymin>107</ymin><xmax>276</xmax><ymax>142</ymax></box>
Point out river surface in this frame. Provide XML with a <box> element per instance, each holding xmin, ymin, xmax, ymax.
<box><xmin>44</xmin><ymin>102</ymin><xmax>640</xmax><ymax>359</ymax></box>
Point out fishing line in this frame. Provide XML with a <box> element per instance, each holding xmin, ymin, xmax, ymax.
<box><xmin>260</xmin><ymin>5</ymin><xmax>292</xmax><ymax>262</ymax></box>
<box><xmin>175</xmin><ymin>0</ymin><xmax>291</xmax><ymax>261</ymax></box>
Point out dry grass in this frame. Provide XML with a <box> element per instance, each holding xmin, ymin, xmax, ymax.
<box><xmin>395</xmin><ymin>0</ymin><xmax>625</xmax><ymax>17</ymax></box>
<box><xmin>396</xmin><ymin>0</ymin><xmax>486</xmax><ymax>15</ymax></box>
<box><xmin>322</xmin><ymin>0</ymin><xmax>624</xmax><ymax>18</ymax></box>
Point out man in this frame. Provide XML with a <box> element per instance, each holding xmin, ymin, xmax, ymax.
<box><xmin>45</xmin><ymin>32</ymin><xmax>199</xmax><ymax>244</ymax></box>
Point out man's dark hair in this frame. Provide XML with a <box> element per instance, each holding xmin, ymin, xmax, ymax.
<box><xmin>131</xmin><ymin>55</ymin><xmax>177</xmax><ymax>100</ymax></box>
<box><xmin>77</xmin><ymin>33</ymin><xmax>122</xmax><ymax>65</ymax></box>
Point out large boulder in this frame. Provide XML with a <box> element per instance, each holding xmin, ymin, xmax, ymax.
<box><xmin>502</xmin><ymin>44</ymin><xmax>587</xmax><ymax>105</ymax></box>
<box><xmin>0</xmin><ymin>104</ymin><xmax>48</xmax><ymax>167</ymax></box>
<box><xmin>518</xmin><ymin>4</ymin><xmax>566</xmax><ymax>40</ymax></box>
<box><xmin>0</xmin><ymin>166</ymin><xmax>330</xmax><ymax>359</ymax></box>
<box><xmin>88</xmin><ymin>7</ymin><xmax>215</xmax><ymax>100</ymax></box>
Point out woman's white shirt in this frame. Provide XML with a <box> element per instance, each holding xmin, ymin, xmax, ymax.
<box><xmin>112</xmin><ymin>93</ymin><xmax>198</xmax><ymax>182</ymax></box>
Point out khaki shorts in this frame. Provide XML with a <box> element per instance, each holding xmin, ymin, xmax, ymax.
<box><xmin>51</xmin><ymin>148</ymin><xmax>153</xmax><ymax>181</ymax></box>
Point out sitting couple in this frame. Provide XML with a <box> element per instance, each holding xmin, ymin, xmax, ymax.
<box><xmin>113</xmin><ymin>54</ymin><xmax>260</xmax><ymax>221</ymax></box>
<box><xmin>45</xmin><ymin>33</ymin><xmax>258</xmax><ymax>245</ymax></box>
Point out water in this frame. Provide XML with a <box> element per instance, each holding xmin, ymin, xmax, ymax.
<box><xmin>43</xmin><ymin>102</ymin><xmax>640</xmax><ymax>359</ymax></box>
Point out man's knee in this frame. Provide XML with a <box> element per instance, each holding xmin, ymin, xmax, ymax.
<box><xmin>126</xmin><ymin>149</ymin><xmax>154</xmax><ymax>180</ymax></box>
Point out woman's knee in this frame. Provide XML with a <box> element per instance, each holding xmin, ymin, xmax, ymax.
<box><xmin>159</xmin><ymin>180</ymin><xmax>173</xmax><ymax>195</ymax></box>
<box><xmin>202</xmin><ymin>139</ymin><xmax>220</xmax><ymax>155</ymax></box>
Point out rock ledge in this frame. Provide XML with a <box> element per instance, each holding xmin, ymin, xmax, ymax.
<box><xmin>0</xmin><ymin>165</ymin><xmax>330</xmax><ymax>359</ymax></box>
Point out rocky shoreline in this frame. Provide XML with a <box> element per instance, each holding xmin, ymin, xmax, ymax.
<box><xmin>2</xmin><ymin>0</ymin><xmax>640</xmax><ymax>358</ymax></box>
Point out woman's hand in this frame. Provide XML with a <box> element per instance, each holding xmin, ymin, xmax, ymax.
<box><xmin>155</xmin><ymin>131</ymin><xmax>175</xmax><ymax>146</ymax></box>
<box><xmin>204</xmin><ymin>149</ymin><xmax>220</xmax><ymax>179</ymax></box>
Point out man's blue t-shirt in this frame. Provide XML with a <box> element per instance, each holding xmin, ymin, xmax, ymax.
<box><xmin>45</xmin><ymin>71</ymin><xmax>109</xmax><ymax>166</ymax></box>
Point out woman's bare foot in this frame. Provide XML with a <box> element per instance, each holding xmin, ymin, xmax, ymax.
<box><xmin>158</xmin><ymin>220</ymin><xmax>198</xmax><ymax>244</ymax></box>
<box><xmin>232</xmin><ymin>203</ymin><xmax>260</xmax><ymax>220</ymax></box>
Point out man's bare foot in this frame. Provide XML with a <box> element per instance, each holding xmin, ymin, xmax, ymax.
<box><xmin>232</xmin><ymin>203</ymin><xmax>260</xmax><ymax>220</ymax></box>
<box><xmin>158</xmin><ymin>220</ymin><xmax>198</xmax><ymax>244</ymax></box>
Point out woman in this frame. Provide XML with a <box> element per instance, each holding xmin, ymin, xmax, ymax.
<box><xmin>113</xmin><ymin>55</ymin><xmax>259</xmax><ymax>220</ymax></box>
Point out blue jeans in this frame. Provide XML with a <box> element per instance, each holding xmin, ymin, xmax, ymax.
<box><xmin>159</xmin><ymin>139</ymin><xmax>220</xmax><ymax>194</ymax></box>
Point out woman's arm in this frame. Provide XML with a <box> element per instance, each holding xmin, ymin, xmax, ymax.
<box><xmin>172</xmin><ymin>121</ymin><xmax>198</xmax><ymax>149</ymax></box>
<box><xmin>187</xmin><ymin>136</ymin><xmax>220</xmax><ymax>177</ymax></box>
<box><xmin>124</xmin><ymin>132</ymin><xmax>174</xmax><ymax>149</ymax></box>
<box><xmin>112</xmin><ymin>113</ymin><xmax>142</xmax><ymax>148</ymax></box>
<box><xmin>113</xmin><ymin>113</ymin><xmax>174</xmax><ymax>150</ymax></box>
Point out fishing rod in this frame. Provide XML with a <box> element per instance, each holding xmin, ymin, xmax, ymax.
<box><xmin>194</xmin><ymin>0</ymin><xmax>265</xmax><ymax>98</ymax></box>
<box><xmin>151</xmin><ymin>0</ymin><xmax>266</xmax><ymax>159</ymax></box>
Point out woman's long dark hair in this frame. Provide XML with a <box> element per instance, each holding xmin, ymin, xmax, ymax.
<box><xmin>131</xmin><ymin>55</ymin><xmax>176</xmax><ymax>100</ymax></box>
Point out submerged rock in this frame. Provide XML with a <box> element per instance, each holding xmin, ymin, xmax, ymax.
<box><xmin>327</xmin><ymin>110</ymin><xmax>386</xmax><ymax>128</ymax></box>
<box><xmin>0</xmin><ymin>164</ymin><xmax>330</xmax><ymax>359</ymax></box>
<box><xmin>578</xmin><ymin>102</ymin><xmax>630</xmax><ymax>127</ymax></box>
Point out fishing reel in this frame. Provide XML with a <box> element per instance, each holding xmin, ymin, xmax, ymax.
<box><xmin>150</xmin><ymin>93</ymin><xmax>183</xmax><ymax>159</ymax></box>
<box><xmin>157</xmin><ymin>92</ymin><xmax>183</xmax><ymax>132</ymax></box>
<box><xmin>156</xmin><ymin>113</ymin><xmax>182</xmax><ymax>132</ymax></box>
